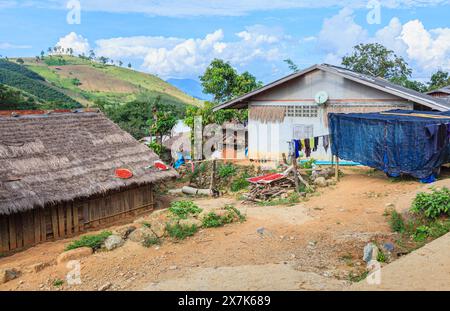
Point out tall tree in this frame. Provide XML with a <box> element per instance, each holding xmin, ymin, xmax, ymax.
<box><xmin>200</xmin><ymin>58</ymin><xmax>262</xmax><ymax>103</ymax></box>
<box><xmin>284</xmin><ymin>58</ymin><xmax>299</xmax><ymax>73</ymax></box>
<box><xmin>428</xmin><ymin>70</ymin><xmax>450</xmax><ymax>91</ymax></box>
<box><xmin>342</xmin><ymin>43</ymin><xmax>412</xmax><ymax>80</ymax></box>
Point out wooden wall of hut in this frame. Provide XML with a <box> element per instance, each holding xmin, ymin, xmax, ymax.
<box><xmin>0</xmin><ymin>184</ymin><xmax>154</xmax><ymax>254</ymax></box>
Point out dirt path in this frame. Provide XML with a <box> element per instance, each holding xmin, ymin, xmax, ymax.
<box><xmin>0</xmin><ymin>170</ymin><xmax>429</xmax><ymax>291</ymax></box>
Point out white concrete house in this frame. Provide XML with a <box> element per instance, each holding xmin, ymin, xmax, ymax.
<box><xmin>213</xmin><ymin>64</ymin><xmax>450</xmax><ymax>162</ymax></box>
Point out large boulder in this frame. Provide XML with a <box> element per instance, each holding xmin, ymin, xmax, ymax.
<box><xmin>57</xmin><ymin>247</ymin><xmax>93</xmax><ymax>265</ymax></box>
<box><xmin>314</xmin><ymin>177</ymin><xmax>328</xmax><ymax>188</ymax></box>
<box><xmin>0</xmin><ymin>268</ymin><xmax>21</xmax><ymax>284</ymax></box>
<box><xmin>179</xmin><ymin>218</ymin><xmax>202</xmax><ymax>228</ymax></box>
<box><xmin>128</xmin><ymin>227</ymin><xmax>158</xmax><ymax>243</ymax></box>
<box><xmin>104</xmin><ymin>235</ymin><xmax>125</xmax><ymax>251</ymax></box>
<box><xmin>114</xmin><ymin>226</ymin><xmax>136</xmax><ymax>240</ymax></box>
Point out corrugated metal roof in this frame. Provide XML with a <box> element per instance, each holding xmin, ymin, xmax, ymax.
<box><xmin>427</xmin><ymin>85</ymin><xmax>450</xmax><ymax>95</ymax></box>
<box><xmin>213</xmin><ymin>64</ymin><xmax>450</xmax><ymax>112</ymax></box>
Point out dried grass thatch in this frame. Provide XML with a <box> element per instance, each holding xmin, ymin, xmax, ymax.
<box><xmin>249</xmin><ymin>106</ymin><xmax>286</xmax><ymax>123</ymax></box>
<box><xmin>0</xmin><ymin>111</ymin><xmax>178</xmax><ymax>215</ymax></box>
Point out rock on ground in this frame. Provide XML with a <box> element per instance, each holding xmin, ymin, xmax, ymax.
<box><xmin>128</xmin><ymin>227</ymin><xmax>158</xmax><ymax>243</ymax></box>
<box><xmin>0</xmin><ymin>268</ymin><xmax>21</xmax><ymax>284</ymax></box>
<box><xmin>56</xmin><ymin>247</ymin><xmax>93</xmax><ymax>265</ymax></box>
<box><xmin>114</xmin><ymin>226</ymin><xmax>136</xmax><ymax>239</ymax></box>
<box><xmin>179</xmin><ymin>218</ymin><xmax>202</xmax><ymax>228</ymax></box>
<box><xmin>104</xmin><ymin>235</ymin><xmax>125</xmax><ymax>251</ymax></box>
<box><xmin>314</xmin><ymin>177</ymin><xmax>328</xmax><ymax>188</ymax></box>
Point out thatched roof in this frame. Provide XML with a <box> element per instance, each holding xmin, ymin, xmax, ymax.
<box><xmin>0</xmin><ymin>110</ymin><xmax>178</xmax><ymax>215</ymax></box>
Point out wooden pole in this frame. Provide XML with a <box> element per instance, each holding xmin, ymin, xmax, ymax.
<box><xmin>335</xmin><ymin>156</ymin><xmax>340</xmax><ymax>181</ymax></box>
<box><xmin>210</xmin><ymin>159</ymin><xmax>217</xmax><ymax>192</ymax></box>
<box><xmin>292</xmin><ymin>157</ymin><xmax>300</xmax><ymax>193</ymax></box>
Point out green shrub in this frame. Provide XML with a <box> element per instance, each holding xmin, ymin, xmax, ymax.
<box><xmin>165</xmin><ymin>223</ymin><xmax>198</xmax><ymax>240</ymax></box>
<box><xmin>202</xmin><ymin>212</ymin><xmax>224</xmax><ymax>228</ymax></box>
<box><xmin>259</xmin><ymin>192</ymin><xmax>301</xmax><ymax>206</ymax></box>
<box><xmin>411</xmin><ymin>187</ymin><xmax>450</xmax><ymax>219</ymax></box>
<box><xmin>230</xmin><ymin>175</ymin><xmax>250</xmax><ymax>192</ymax></box>
<box><xmin>65</xmin><ymin>231</ymin><xmax>112</xmax><ymax>251</ymax></box>
<box><xmin>389</xmin><ymin>210</ymin><xmax>405</xmax><ymax>233</ymax></box>
<box><xmin>142</xmin><ymin>235</ymin><xmax>161</xmax><ymax>247</ymax></box>
<box><xmin>413</xmin><ymin>225</ymin><xmax>430</xmax><ymax>242</ymax></box>
<box><xmin>168</xmin><ymin>201</ymin><xmax>203</xmax><ymax>219</ymax></box>
<box><xmin>53</xmin><ymin>279</ymin><xmax>64</xmax><ymax>287</ymax></box>
<box><xmin>428</xmin><ymin>219</ymin><xmax>450</xmax><ymax>238</ymax></box>
<box><xmin>377</xmin><ymin>250</ymin><xmax>387</xmax><ymax>263</ymax></box>
<box><xmin>218</xmin><ymin>163</ymin><xmax>237</xmax><ymax>179</ymax></box>
<box><xmin>225</xmin><ymin>205</ymin><xmax>246</xmax><ymax>222</ymax></box>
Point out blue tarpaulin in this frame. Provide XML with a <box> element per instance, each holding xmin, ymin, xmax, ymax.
<box><xmin>329</xmin><ymin>110</ymin><xmax>450</xmax><ymax>180</ymax></box>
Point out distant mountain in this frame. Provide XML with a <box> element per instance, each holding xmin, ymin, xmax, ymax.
<box><xmin>167</xmin><ymin>78</ymin><xmax>211</xmax><ymax>101</ymax></box>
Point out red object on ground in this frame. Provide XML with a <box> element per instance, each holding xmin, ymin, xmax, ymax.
<box><xmin>115</xmin><ymin>168</ymin><xmax>133</xmax><ymax>179</ymax></box>
<box><xmin>154</xmin><ymin>161</ymin><xmax>169</xmax><ymax>171</ymax></box>
<box><xmin>247</xmin><ymin>173</ymin><xmax>285</xmax><ymax>184</ymax></box>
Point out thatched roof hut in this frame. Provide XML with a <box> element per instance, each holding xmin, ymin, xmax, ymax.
<box><xmin>0</xmin><ymin>109</ymin><xmax>177</xmax><ymax>215</ymax></box>
<box><xmin>0</xmin><ymin>109</ymin><xmax>177</xmax><ymax>253</ymax></box>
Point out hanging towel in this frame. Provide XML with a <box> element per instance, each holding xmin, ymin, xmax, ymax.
<box><xmin>313</xmin><ymin>137</ymin><xmax>319</xmax><ymax>152</ymax></box>
<box><xmin>292</xmin><ymin>139</ymin><xmax>301</xmax><ymax>159</ymax></box>
<box><xmin>323</xmin><ymin>135</ymin><xmax>330</xmax><ymax>153</ymax></box>
<box><xmin>304</xmin><ymin>138</ymin><xmax>311</xmax><ymax>157</ymax></box>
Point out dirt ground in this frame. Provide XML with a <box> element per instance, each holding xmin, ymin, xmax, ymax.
<box><xmin>0</xmin><ymin>168</ymin><xmax>433</xmax><ymax>291</ymax></box>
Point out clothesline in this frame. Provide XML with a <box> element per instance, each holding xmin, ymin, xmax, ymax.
<box><xmin>289</xmin><ymin>135</ymin><xmax>331</xmax><ymax>158</ymax></box>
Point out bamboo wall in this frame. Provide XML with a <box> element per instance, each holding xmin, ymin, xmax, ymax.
<box><xmin>0</xmin><ymin>184</ymin><xmax>154</xmax><ymax>254</ymax></box>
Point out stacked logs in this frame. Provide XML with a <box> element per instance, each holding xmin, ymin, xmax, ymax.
<box><xmin>243</xmin><ymin>176</ymin><xmax>297</xmax><ymax>203</ymax></box>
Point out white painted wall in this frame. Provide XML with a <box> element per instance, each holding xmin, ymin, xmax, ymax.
<box><xmin>247</xmin><ymin>69</ymin><xmax>414</xmax><ymax>162</ymax></box>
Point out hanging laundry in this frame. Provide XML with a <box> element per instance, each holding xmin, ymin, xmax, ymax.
<box><xmin>313</xmin><ymin>137</ymin><xmax>319</xmax><ymax>152</ymax></box>
<box><xmin>304</xmin><ymin>138</ymin><xmax>311</xmax><ymax>157</ymax></box>
<box><xmin>323</xmin><ymin>135</ymin><xmax>330</xmax><ymax>153</ymax></box>
<box><xmin>292</xmin><ymin>139</ymin><xmax>302</xmax><ymax>159</ymax></box>
<box><xmin>310</xmin><ymin>137</ymin><xmax>316</xmax><ymax>150</ymax></box>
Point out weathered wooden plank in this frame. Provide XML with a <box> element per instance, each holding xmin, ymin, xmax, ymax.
<box><xmin>33</xmin><ymin>209</ymin><xmax>41</xmax><ymax>244</ymax></box>
<box><xmin>22</xmin><ymin>211</ymin><xmax>35</xmax><ymax>247</ymax></box>
<box><xmin>66</xmin><ymin>203</ymin><xmax>73</xmax><ymax>236</ymax></box>
<box><xmin>8</xmin><ymin>215</ymin><xmax>17</xmax><ymax>250</ymax></box>
<box><xmin>40</xmin><ymin>209</ymin><xmax>47</xmax><ymax>242</ymax></box>
<box><xmin>73</xmin><ymin>204</ymin><xmax>79</xmax><ymax>234</ymax></box>
<box><xmin>51</xmin><ymin>206</ymin><xmax>59</xmax><ymax>239</ymax></box>
<box><xmin>15</xmin><ymin>214</ymin><xmax>23</xmax><ymax>248</ymax></box>
<box><xmin>128</xmin><ymin>187</ymin><xmax>135</xmax><ymax>211</ymax></box>
<box><xmin>0</xmin><ymin>216</ymin><xmax>9</xmax><ymax>253</ymax></box>
<box><xmin>58</xmin><ymin>205</ymin><xmax>65</xmax><ymax>237</ymax></box>
<box><xmin>81</xmin><ymin>202</ymin><xmax>89</xmax><ymax>230</ymax></box>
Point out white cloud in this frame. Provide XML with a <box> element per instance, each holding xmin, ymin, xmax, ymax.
<box><xmin>317</xmin><ymin>8</ymin><xmax>368</xmax><ymax>62</ymax></box>
<box><xmin>3</xmin><ymin>0</ymin><xmax>449</xmax><ymax>16</ymax></box>
<box><xmin>316</xmin><ymin>9</ymin><xmax>450</xmax><ymax>75</ymax></box>
<box><xmin>94</xmin><ymin>25</ymin><xmax>286</xmax><ymax>79</ymax></box>
<box><xmin>95</xmin><ymin>36</ymin><xmax>184</xmax><ymax>59</ymax></box>
<box><xmin>55</xmin><ymin>32</ymin><xmax>90</xmax><ymax>55</ymax></box>
<box><xmin>401</xmin><ymin>20</ymin><xmax>450</xmax><ymax>71</ymax></box>
<box><xmin>0</xmin><ymin>42</ymin><xmax>32</xmax><ymax>49</ymax></box>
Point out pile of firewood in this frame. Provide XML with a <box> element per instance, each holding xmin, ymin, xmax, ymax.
<box><xmin>243</xmin><ymin>177</ymin><xmax>297</xmax><ymax>202</ymax></box>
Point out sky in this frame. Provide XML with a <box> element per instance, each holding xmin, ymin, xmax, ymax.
<box><xmin>1</xmin><ymin>0</ymin><xmax>450</xmax><ymax>84</ymax></box>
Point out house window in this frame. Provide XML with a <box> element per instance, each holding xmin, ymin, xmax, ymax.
<box><xmin>293</xmin><ymin>124</ymin><xmax>314</xmax><ymax>139</ymax></box>
<box><xmin>285</xmin><ymin>105</ymin><xmax>318</xmax><ymax>117</ymax></box>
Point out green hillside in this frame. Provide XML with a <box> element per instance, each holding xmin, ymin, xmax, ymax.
<box><xmin>20</xmin><ymin>55</ymin><xmax>202</xmax><ymax>108</ymax></box>
<box><xmin>0</xmin><ymin>59</ymin><xmax>82</xmax><ymax>109</ymax></box>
